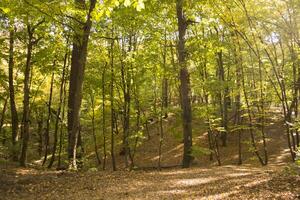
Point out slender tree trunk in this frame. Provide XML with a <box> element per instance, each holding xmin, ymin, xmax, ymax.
<box><xmin>158</xmin><ymin>95</ymin><xmax>164</xmax><ymax>170</ymax></box>
<box><xmin>120</xmin><ymin>36</ymin><xmax>133</xmax><ymax>168</ymax></box>
<box><xmin>101</xmin><ymin>67</ymin><xmax>107</xmax><ymax>170</ymax></box>
<box><xmin>213</xmin><ymin>131</ymin><xmax>221</xmax><ymax>166</ymax></box>
<box><xmin>176</xmin><ymin>0</ymin><xmax>193</xmax><ymax>168</ymax></box>
<box><xmin>20</xmin><ymin>25</ymin><xmax>33</xmax><ymax>167</ymax></box>
<box><xmin>109</xmin><ymin>31</ymin><xmax>116</xmax><ymax>171</ymax></box>
<box><xmin>43</xmin><ymin>72</ymin><xmax>55</xmax><ymax>166</ymax></box>
<box><xmin>36</xmin><ymin>109</ymin><xmax>44</xmax><ymax>157</ymax></box>
<box><xmin>216</xmin><ymin>51</ymin><xmax>228</xmax><ymax>147</ymax></box>
<box><xmin>48</xmin><ymin>54</ymin><xmax>68</xmax><ymax>168</ymax></box>
<box><xmin>8</xmin><ymin>27</ymin><xmax>19</xmax><ymax>161</ymax></box>
<box><xmin>57</xmin><ymin>66</ymin><xmax>68</xmax><ymax>169</ymax></box>
<box><xmin>258</xmin><ymin>59</ymin><xmax>268</xmax><ymax>165</ymax></box>
<box><xmin>264</xmin><ymin>39</ymin><xmax>295</xmax><ymax>161</ymax></box>
<box><xmin>131</xmin><ymin>83</ymin><xmax>141</xmax><ymax>161</ymax></box>
<box><xmin>162</xmin><ymin>29</ymin><xmax>169</xmax><ymax>117</ymax></box>
<box><xmin>234</xmin><ymin>38</ymin><xmax>243</xmax><ymax>165</ymax></box>
<box><xmin>90</xmin><ymin>93</ymin><xmax>101</xmax><ymax>166</ymax></box>
<box><xmin>241</xmin><ymin>59</ymin><xmax>265</xmax><ymax>166</ymax></box>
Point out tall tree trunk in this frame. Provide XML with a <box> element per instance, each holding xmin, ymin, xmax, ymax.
<box><xmin>48</xmin><ymin>54</ymin><xmax>68</xmax><ymax>168</ymax></box>
<box><xmin>57</xmin><ymin>61</ymin><xmax>68</xmax><ymax>169</ymax></box>
<box><xmin>234</xmin><ymin>35</ymin><xmax>243</xmax><ymax>165</ymax></box>
<box><xmin>20</xmin><ymin>25</ymin><xmax>33</xmax><ymax>167</ymax></box>
<box><xmin>101</xmin><ymin>67</ymin><xmax>107</xmax><ymax>170</ymax></box>
<box><xmin>67</xmin><ymin>0</ymin><xmax>96</xmax><ymax>170</ymax></box>
<box><xmin>8</xmin><ymin>26</ymin><xmax>19</xmax><ymax>161</ymax></box>
<box><xmin>90</xmin><ymin>93</ymin><xmax>101</xmax><ymax>166</ymax></box>
<box><xmin>258</xmin><ymin>59</ymin><xmax>268</xmax><ymax>165</ymax></box>
<box><xmin>19</xmin><ymin>19</ymin><xmax>44</xmax><ymax>167</ymax></box>
<box><xmin>158</xmin><ymin>84</ymin><xmax>164</xmax><ymax>170</ymax></box>
<box><xmin>216</xmin><ymin>51</ymin><xmax>228</xmax><ymax>147</ymax></box>
<box><xmin>109</xmin><ymin>31</ymin><xmax>116</xmax><ymax>171</ymax></box>
<box><xmin>176</xmin><ymin>0</ymin><xmax>193</xmax><ymax>168</ymax></box>
<box><xmin>120</xmin><ymin>35</ymin><xmax>133</xmax><ymax>168</ymax></box>
<box><xmin>241</xmin><ymin>58</ymin><xmax>265</xmax><ymax>166</ymax></box>
<box><xmin>162</xmin><ymin>29</ymin><xmax>169</xmax><ymax>117</ymax></box>
<box><xmin>43</xmin><ymin>71</ymin><xmax>55</xmax><ymax>166</ymax></box>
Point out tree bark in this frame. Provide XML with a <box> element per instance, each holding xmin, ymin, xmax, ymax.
<box><xmin>101</xmin><ymin>67</ymin><xmax>107</xmax><ymax>170</ymax></box>
<box><xmin>8</xmin><ymin>26</ymin><xmax>19</xmax><ymax>161</ymax></box>
<box><xmin>110</xmin><ymin>31</ymin><xmax>116</xmax><ymax>171</ymax></box>
<box><xmin>48</xmin><ymin>54</ymin><xmax>68</xmax><ymax>168</ymax></box>
<box><xmin>67</xmin><ymin>0</ymin><xmax>96</xmax><ymax>169</ymax></box>
<box><xmin>176</xmin><ymin>0</ymin><xmax>193</xmax><ymax>168</ymax></box>
<box><xmin>90</xmin><ymin>93</ymin><xmax>101</xmax><ymax>166</ymax></box>
<box><xmin>20</xmin><ymin>24</ymin><xmax>33</xmax><ymax>167</ymax></box>
<box><xmin>43</xmin><ymin>71</ymin><xmax>55</xmax><ymax>166</ymax></box>
<box><xmin>57</xmin><ymin>58</ymin><xmax>68</xmax><ymax>169</ymax></box>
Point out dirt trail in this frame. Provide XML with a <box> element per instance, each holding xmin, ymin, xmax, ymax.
<box><xmin>0</xmin><ymin>165</ymin><xmax>299</xmax><ymax>200</ymax></box>
<box><xmin>1</xmin><ymin>114</ymin><xmax>299</xmax><ymax>199</ymax></box>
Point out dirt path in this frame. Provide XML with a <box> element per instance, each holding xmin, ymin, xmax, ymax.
<box><xmin>1</xmin><ymin>113</ymin><xmax>299</xmax><ymax>199</ymax></box>
<box><xmin>1</xmin><ymin>165</ymin><xmax>299</xmax><ymax>200</ymax></box>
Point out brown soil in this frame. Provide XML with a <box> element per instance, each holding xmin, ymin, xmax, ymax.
<box><xmin>0</xmin><ymin>111</ymin><xmax>299</xmax><ymax>199</ymax></box>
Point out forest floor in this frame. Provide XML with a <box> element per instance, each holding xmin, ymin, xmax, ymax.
<box><xmin>1</xmin><ymin>110</ymin><xmax>300</xmax><ymax>199</ymax></box>
<box><xmin>0</xmin><ymin>163</ymin><xmax>299</xmax><ymax>199</ymax></box>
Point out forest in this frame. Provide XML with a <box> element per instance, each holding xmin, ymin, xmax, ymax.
<box><xmin>0</xmin><ymin>0</ymin><xmax>300</xmax><ymax>199</ymax></box>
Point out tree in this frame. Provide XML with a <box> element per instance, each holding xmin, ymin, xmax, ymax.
<box><xmin>8</xmin><ymin>22</ymin><xmax>19</xmax><ymax>161</ymax></box>
<box><xmin>20</xmin><ymin>19</ymin><xmax>44</xmax><ymax>167</ymax></box>
<box><xmin>176</xmin><ymin>0</ymin><xmax>193</xmax><ymax>168</ymax></box>
<box><xmin>67</xmin><ymin>0</ymin><xmax>96</xmax><ymax>169</ymax></box>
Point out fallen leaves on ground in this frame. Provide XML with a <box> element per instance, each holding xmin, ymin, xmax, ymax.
<box><xmin>0</xmin><ymin>165</ymin><xmax>299</xmax><ymax>200</ymax></box>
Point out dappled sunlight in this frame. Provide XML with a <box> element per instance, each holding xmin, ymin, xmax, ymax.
<box><xmin>223</xmin><ymin>172</ymin><xmax>252</xmax><ymax>178</ymax></box>
<box><xmin>243</xmin><ymin>178</ymin><xmax>270</xmax><ymax>187</ymax></box>
<box><xmin>173</xmin><ymin>152</ymin><xmax>182</xmax><ymax>158</ymax></box>
<box><xmin>153</xmin><ymin>189</ymin><xmax>187</xmax><ymax>195</ymax></box>
<box><xmin>1</xmin><ymin>0</ymin><xmax>300</xmax><ymax>199</ymax></box>
<box><xmin>150</xmin><ymin>155</ymin><xmax>159</xmax><ymax>161</ymax></box>
<box><xmin>174</xmin><ymin>177</ymin><xmax>220</xmax><ymax>186</ymax></box>
<box><xmin>15</xmin><ymin>168</ymin><xmax>36</xmax><ymax>175</ymax></box>
<box><xmin>201</xmin><ymin>190</ymin><xmax>240</xmax><ymax>200</ymax></box>
<box><xmin>1</xmin><ymin>164</ymin><xmax>299</xmax><ymax>200</ymax></box>
<box><xmin>163</xmin><ymin>144</ymin><xmax>183</xmax><ymax>155</ymax></box>
<box><xmin>157</xmin><ymin>167</ymin><xmax>212</xmax><ymax>176</ymax></box>
<box><xmin>149</xmin><ymin>143</ymin><xmax>183</xmax><ymax>161</ymax></box>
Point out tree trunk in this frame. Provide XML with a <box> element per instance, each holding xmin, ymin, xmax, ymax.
<box><xmin>109</xmin><ymin>31</ymin><xmax>116</xmax><ymax>171</ymax></box>
<box><xmin>48</xmin><ymin>53</ymin><xmax>68</xmax><ymax>168</ymax></box>
<box><xmin>234</xmin><ymin>35</ymin><xmax>243</xmax><ymax>165</ymax></box>
<box><xmin>90</xmin><ymin>93</ymin><xmax>101</xmax><ymax>166</ymax></box>
<box><xmin>216</xmin><ymin>51</ymin><xmax>228</xmax><ymax>147</ymax></box>
<box><xmin>162</xmin><ymin>29</ymin><xmax>169</xmax><ymax>117</ymax></box>
<box><xmin>19</xmin><ymin>25</ymin><xmax>33</xmax><ymax>167</ymax></box>
<box><xmin>67</xmin><ymin>0</ymin><xmax>96</xmax><ymax>170</ymax></box>
<box><xmin>37</xmin><ymin>110</ymin><xmax>43</xmax><ymax>158</ymax></box>
<box><xmin>8</xmin><ymin>26</ymin><xmax>19</xmax><ymax>161</ymax></box>
<box><xmin>57</xmin><ymin>61</ymin><xmax>68</xmax><ymax>169</ymax></box>
<box><xmin>120</xmin><ymin>35</ymin><xmax>133</xmax><ymax>168</ymax></box>
<box><xmin>43</xmin><ymin>71</ymin><xmax>55</xmax><ymax>166</ymax></box>
<box><xmin>176</xmin><ymin>0</ymin><xmax>193</xmax><ymax>168</ymax></box>
<box><xmin>101</xmin><ymin>67</ymin><xmax>107</xmax><ymax>170</ymax></box>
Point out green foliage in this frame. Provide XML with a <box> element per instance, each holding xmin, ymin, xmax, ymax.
<box><xmin>0</xmin><ymin>0</ymin><xmax>299</xmax><ymax>169</ymax></box>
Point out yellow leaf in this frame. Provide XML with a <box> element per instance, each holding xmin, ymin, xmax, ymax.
<box><xmin>124</xmin><ymin>0</ymin><xmax>131</xmax><ymax>7</ymax></box>
<box><xmin>136</xmin><ymin>0</ymin><xmax>145</xmax><ymax>11</ymax></box>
